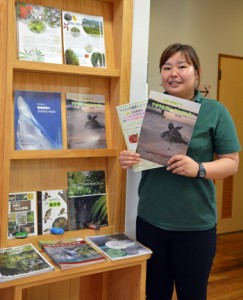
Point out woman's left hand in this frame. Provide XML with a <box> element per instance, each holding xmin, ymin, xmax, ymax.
<box><xmin>166</xmin><ymin>155</ymin><xmax>198</xmax><ymax>177</ymax></box>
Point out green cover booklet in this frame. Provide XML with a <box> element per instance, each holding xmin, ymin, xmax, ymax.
<box><xmin>0</xmin><ymin>244</ymin><xmax>54</xmax><ymax>282</ymax></box>
<box><xmin>67</xmin><ymin>170</ymin><xmax>108</xmax><ymax>230</ymax></box>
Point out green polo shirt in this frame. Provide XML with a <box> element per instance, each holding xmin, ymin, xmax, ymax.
<box><xmin>137</xmin><ymin>92</ymin><xmax>241</xmax><ymax>231</ymax></box>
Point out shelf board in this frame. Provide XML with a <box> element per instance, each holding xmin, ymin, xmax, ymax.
<box><xmin>10</xmin><ymin>149</ymin><xmax>118</xmax><ymax>160</ymax></box>
<box><xmin>13</xmin><ymin>60</ymin><xmax>120</xmax><ymax>78</ymax></box>
<box><xmin>7</xmin><ymin>225</ymin><xmax>115</xmax><ymax>248</ymax></box>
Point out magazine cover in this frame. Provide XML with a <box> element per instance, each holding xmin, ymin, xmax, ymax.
<box><xmin>117</xmin><ymin>100</ymin><xmax>163</xmax><ymax>172</ymax></box>
<box><xmin>14</xmin><ymin>90</ymin><xmax>63</xmax><ymax>150</ymax></box>
<box><xmin>62</xmin><ymin>11</ymin><xmax>106</xmax><ymax>67</ymax></box>
<box><xmin>86</xmin><ymin>233</ymin><xmax>152</xmax><ymax>261</ymax></box>
<box><xmin>136</xmin><ymin>90</ymin><xmax>201</xmax><ymax>166</ymax></box>
<box><xmin>37</xmin><ymin>189</ymin><xmax>69</xmax><ymax>235</ymax></box>
<box><xmin>8</xmin><ymin>191</ymin><xmax>37</xmax><ymax>239</ymax></box>
<box><xmin>66</xmin><ymin>93</ymin><xmax>106</xmax><ymax>149</ymax></box>
<box><xmin>67</xmin><ymin>171</ymin><xmax>108</xmax><ymax>230</ymax></box>
<box><xmin>42</xmin><ymin>239</ymin><xmax>106</xmax><ymax>269</ymax></box>
<box><xmin>16</xmin><ymin>2</ymin><xmax>62</xmax><ymax>63</ymax></box>
<box><xmin>0</xmin><ymin>244</ymin><xmax>54</xmax><ymax>282</ymax></box>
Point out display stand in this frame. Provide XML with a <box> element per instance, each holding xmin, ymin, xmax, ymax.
<box><xmin>0</xmin><ymin>0</ymin><xmax>150</xmax><ymax>299</ymax></box>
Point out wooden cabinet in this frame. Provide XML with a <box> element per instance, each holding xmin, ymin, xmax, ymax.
<box><xmin>0</xmin><ymin>0</ymin><xmax>150</xmax><ymax>299</ymax></box>
<box><xmin>0</xmin><ymin>256</ymin><xmax>148</xmax><ymax>300</ymax></box>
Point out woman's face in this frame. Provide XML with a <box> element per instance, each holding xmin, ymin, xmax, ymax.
<box><xmin>160</xmin><ymin>51</ymin><xmax>199</xmax><ymax>100</ymax></box>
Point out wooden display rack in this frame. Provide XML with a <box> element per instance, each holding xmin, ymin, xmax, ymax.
<box><xmin>0</xmin><ymin>0</ymin><xmax>150</xmax><ymax>299</ymax></box>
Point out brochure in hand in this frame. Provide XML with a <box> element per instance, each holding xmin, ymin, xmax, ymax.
<box><xmin>136</xmin><ymin>90</ymin><xmax>201</xmax><ymax>166</ymax></box>
<box><xmin>116</xmin><ymin>99</ymin><xmax>163</xmax><ymax>172</ymax></box>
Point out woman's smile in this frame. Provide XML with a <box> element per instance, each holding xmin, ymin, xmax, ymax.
<box><xmin>161</xmin><ymin>51</ymin><xmax>198</xmax><ymax>100</ymax></box>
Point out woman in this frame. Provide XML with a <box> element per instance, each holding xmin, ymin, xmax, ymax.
<box><xmin>119</xmin><ymin>43</ymin><xmax>241</xmax><ymax>300</ymax></box>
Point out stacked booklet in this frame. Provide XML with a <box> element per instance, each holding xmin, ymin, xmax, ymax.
<box><xmin>39</xmin><ymin>233</ymin><xmax>152</xmax><ymax>269</ymax></box>
<box><xmin>40</xmin><ymin>238</ymin><xmax>106</xmax><ymax>269</ymax></box>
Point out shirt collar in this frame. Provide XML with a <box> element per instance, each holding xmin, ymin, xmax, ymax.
<box><xmin>193</xmin><ymin>90</ymin><xmax>203</xmax><ymax>103</ymax></box>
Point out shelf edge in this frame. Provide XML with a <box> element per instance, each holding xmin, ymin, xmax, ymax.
<box><xmin>10</xmin><ymin>149</ymin><xmax>118</xmax><ymax>160</ymax></box>
<box><xmin>13</xmin><ymin>61</ymin><xmax>120</xmax><ymax>78</ymax></box>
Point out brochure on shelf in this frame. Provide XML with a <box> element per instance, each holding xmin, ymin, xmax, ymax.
<box><xmin>62</xmin><ymin>11</ymin><xmax>106</xmax><ymax>67</ymax></box>
<box><xmin>37</xmin><ymin>189</ymin><xmax>69</xmax><ymax>235</ymax></box>
<box><xmin>8</xmin><ymin>191</ymin><xmax>37</xmax><ymax>239</ymax></box>
<box><xmin>67</xmin><ymin>170</ymin><xmax>108</xmax><ymax>230</ymax></box>
<box><xmin>86</xmin><ymin>232</ymin><xmax>152</xmax><ymax>261</ymax></box>
<box><xmin>41</xmin><ymin>238</ymin><xmax>106</xmax><ymax>269</ymax></box>
<box><xmin>66</xmin><ymin>92</ymin><xmax>106</xmax><ymax>149</ymax></box>
<box><xmin>16</xmin><ymin>2</ymin><xmax>62</xmax><ymax>63</ymax></box>
<box><xmin>14</xmin><ymin>90</ymin><xmax>63</xmax><ymax>150</ymax></box>
<box><xmin>0</xmin><ymin>244</ymin><xmax>54</xmax><ymax>282</ymax></box>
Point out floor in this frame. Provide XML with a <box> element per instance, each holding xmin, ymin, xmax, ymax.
<box><xmin>171</xmin><ymin>231</ymin><xmax>243</xmax><ymax>299</ymax></box>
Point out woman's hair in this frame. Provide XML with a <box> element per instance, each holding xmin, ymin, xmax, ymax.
<box><xmin>159</xmin><ymin>43</ymin><xmax>201</xmax><ymax>89</ymax></box>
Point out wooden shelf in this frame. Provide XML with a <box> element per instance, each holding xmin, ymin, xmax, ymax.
<box><xmin>0</xmin><ymin>254</ymin><xmax>149</xmax><ymax>300</ymax></box>
<box><xmin>0</xmin><ymin>0</ymin><xmax>150</xmax><ymax>299</ymax></box>
<box><xmin>13</xmin><ymin>60</ymin><xmax>120</xmax><ymax>78</ymax></box>
<box><xmin>0</xmin><ymin>254</ymin><xmax>150</xmax><ymax>289</ymax></box>
<box><xmin>6</xmin><ymin>225</ymin><xmax>115</xmax><ymax>248</ymax></box>
<box><xmin>10</xmin><ymin>149</ymin><xmax>118</xmax><ymax>160</ymax></box>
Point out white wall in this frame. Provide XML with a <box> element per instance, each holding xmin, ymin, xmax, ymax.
<box><xmin>148</xmin><ymin>0</ymin><xmax>243</xmax><ymax>98</ymax></box>
<box><xmin>125</xmin><ymin>0</ymin><xmax>151</xmax><ymax>238</ymax></box>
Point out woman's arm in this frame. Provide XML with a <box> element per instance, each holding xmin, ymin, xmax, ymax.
<box><xmin>166</xmin><ymin>152</ymin><xmax>239</xmax><ymax>180</ymax></box>
<box><xmin>203</xmin><ymin>152</ymin><xmax>239</xmax><ymax>179</ymax></box>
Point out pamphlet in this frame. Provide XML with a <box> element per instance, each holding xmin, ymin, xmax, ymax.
<box><xmin>136</xmin><ymin>90</ymin><xmax>201</xmax><ymax>166</ymax></box>
<box><xmin>117</xmin><ymin>100</ymin><xmax>163</xmax><ymax>172</ymax></box>
<box><xmin>62</xmin><ymin>11</ymin><xmax>105</xmax><ymax>67</ymax></box>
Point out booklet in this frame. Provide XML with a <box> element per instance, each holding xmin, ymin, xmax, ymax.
<box><xmin>62</xmin><ymin>11</ymin><xmax>106</xmax><ymax>67</ymax></box>
<box><xmin>66</xmin><ymin>93</ymin><xmax>106</xmax><ymax>149</ymax></box>
<box><xmin>85</xmin><ymin>232</ymin><xmax>152</xmax><ymax>261</ymax></box>
<box><xmin>16</xmin><ymin>2</ymin><xmax>62</xmax><ymax>63</ymax></box>
<box><xmin>117</xmin><ymin>100</ymin><xmax>163</xmax><ymax>172</ymax></box>
<box><xmin>0</xmin><ymin>244</ymin><xmax>54</xmax><ymax>282</ymax></box>
<box><xmin>37</xmin><ymin>189</ymin><xmax>69</xmax><ymax>235</ymax></box>
<box><xmin>14</xmin><ymin>90</ymin><xmax>62</xmax><ymax>150</ymax></box>
<box><xmin>136</xmin><ymin>90</ymin><xmax>201</xmax><ymax>166</ymax></box>
<box><xmin>8</xmin><ymin>191</ymin><xmax>37</xmax><ymax>239</ymax></box>
<box><xmin>41</xmin><ymin>238</ymin><xmax>106</xmax><ymax>269</ymax></box>
<box><xmin>67</xmin><ymin>170</ymin><xmax>108</xmax><ymax>230</ymax></box>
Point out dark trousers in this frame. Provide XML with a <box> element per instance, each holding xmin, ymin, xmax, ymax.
<box><xmin>136</xmin><ymin>216</ymin><xmax>216</xmax><ymax>300</ymax></box>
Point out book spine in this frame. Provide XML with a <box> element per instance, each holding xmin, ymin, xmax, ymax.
<box><xmin>37</xmin><ymin>191</ymin><xmax>43</xmax><ymax>235</ymax></box>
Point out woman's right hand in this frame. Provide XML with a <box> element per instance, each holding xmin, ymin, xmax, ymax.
<box><xmin>119</xmin><ymin>150</ymin><xmax>141</xmax><ymax>169</ymax></box>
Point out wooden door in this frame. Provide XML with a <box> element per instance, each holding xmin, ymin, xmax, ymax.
<box><xmin>216</xmin><ymin>55</ymin><xmax>243</xmax><ymax>233</ymax></box>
